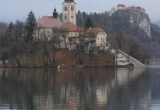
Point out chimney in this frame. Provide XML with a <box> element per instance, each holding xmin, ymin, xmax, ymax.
<box><xmin>53</xmin><ymin>9</ymin><xmax>58</xmax><ymax>19</ymax></box>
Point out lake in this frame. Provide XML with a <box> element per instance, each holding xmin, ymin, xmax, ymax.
<box><xmin>0</xmin><ymin>66</ymin><xmax>160</xmax><ymax>110</ymax></box>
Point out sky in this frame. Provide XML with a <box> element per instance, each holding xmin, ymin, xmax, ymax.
<box><xmin>0</xmin><ymin>0</ymin><xmax>159</xmax><ymax>23</ymax></box>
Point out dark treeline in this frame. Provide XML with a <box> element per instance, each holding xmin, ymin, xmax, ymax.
<box><xmin>0</xmin><ymin>11</ymin><xmax>61</xmax><ymax>68</ymax></box>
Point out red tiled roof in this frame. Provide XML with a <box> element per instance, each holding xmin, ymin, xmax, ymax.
<box><xmin>37</xmin><ymin>16</ymin><xmax>62</xmax><ymax>28</ymax></box>
<box><xmin>60</xmin><ymin>22</ymin><xmax>80</xmax><ymax>31</ymax></box>
<box><xmin>85</xmin><ymin>27</ymin><xmax>105</xmax><ymax>36</ymax></box>
<box><xmin>127</xmin><ymin>6</ymin><xmax>145</xmax><ymax>11</ymax></box>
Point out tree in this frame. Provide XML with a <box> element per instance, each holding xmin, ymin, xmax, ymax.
<box><xmin>6</xmin><ymin>21</ymin><xmax>26</xmax><ymax>67</ymax></box>
<box><xmin>25</xmin><ymin>11</ymin><xmax>36</xmax><ymax>43</ymax></box>
<box><xmin>0</xmin><ymin>22</ymin><xmax>8</xmax><ymax>67</ymax></box>
<box><xmin>114</xmin><ymin>30</ymin><xmax>125</xmax><ymax>49</ymax></box>
<box><xmin>27</xmin><ymin>41</ymin><xmax>38</xmax><ymax>67</ymax></box>
<box><xmin>139</xmin><ymin>49</ymin><xmax>151</xmax><ymax>64</ymax></box>
<box><xmin>127</xmin><ymin>37</ymin><xmax>140</xmax><ymax>59</ymax></box>
<box><xmin>50</xmin><ymin>28</ymin><xmax>62</xmax><ymax>66</ymax></box>
<box><xmin>0</xmin><ymin>22</ymin><xmax>8</xmax><ymax>36</ymax></box>
<box><xmin>72</xmin><ymin>29</ymin><xmax>86</xmax><ymax>64</ymax></box>
<box><xmin>14</xmin><ymin>20</ymin><xmax>25</xmax><ymax>42</ymax></box>
<box><xmin>0</xmin><ymin>34</ymin><xmax>9</xmax><ymax>67</ymax></box>
<box><xmin>7</xmin><ymin>22</ymin><xmax>14</xmax><ymax>40</ymax></box>
<box><xmin>85</xmin><ymin>17</ymin><xmax>93</xmax><ymax>28</ymax></box>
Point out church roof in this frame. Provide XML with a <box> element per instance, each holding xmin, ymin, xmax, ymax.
<box><xmin>60</xmin><ymin>22</ymin><xmax>80</xmax><ymax>31</ymax></box>
<box><xmin>37</xmin><ymin>16</ymin><xmax>62</xmax><ymax>28</ymax></box>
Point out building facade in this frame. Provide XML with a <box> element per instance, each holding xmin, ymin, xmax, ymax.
<box><xmin>85</xmin><ymin>28</ymin><xmax>108</xmax><ymax>47</ymax></box>
<box><xmin>117</xmin><ymin>4</ymin><xmax>126</xmax><ymax>10</ymax></box>
<box><xmin>35</xmin><ymin>9</ymin><xmax>62</xmax><ymax>41</ymax></box>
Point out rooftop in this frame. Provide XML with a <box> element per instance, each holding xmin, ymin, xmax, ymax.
<box><xmin>85</xmin><ymin>27</ymin><xmax>105</xmax><ymax>36</ymax></box>
<box><xmin>60</xmin><ymin>22</ymin><xmax>80</xmax><ymax>31</ymax></box>
<box><xmin>37</xmin><ymin>16</ymin><xmax>62</xmax><ymax>28</ymax></box>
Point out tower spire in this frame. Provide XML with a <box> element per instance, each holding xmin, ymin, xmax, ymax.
<box><xmin>53</xmin><ymin>8</ymin><xmax>58</xmax><ymax>19</ymax></box>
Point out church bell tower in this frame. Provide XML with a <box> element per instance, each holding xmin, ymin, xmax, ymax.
<box><xmin>62</xmin><ymin>0</ymin><xmax>76</xmax><ymax>25</ymax></box>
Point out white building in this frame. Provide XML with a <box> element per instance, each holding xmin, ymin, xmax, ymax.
<box><xmin>117</xmin><ymin>4</ymin><xmax>126</xmax><ymax>10</ymax></box>
<box><xmin>85</xmin><ymin>27</ymin><xmax>108</xmax><ymax>47</ymax></box>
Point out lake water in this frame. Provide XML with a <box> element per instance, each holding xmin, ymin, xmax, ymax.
<box><xmin>0</xmin><ymin>66</ymin><xmax>160</xmax><ymax>110</ymax></box>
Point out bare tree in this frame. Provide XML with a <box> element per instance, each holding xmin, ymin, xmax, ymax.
<box><xmin>70</xmin><ymin>29</ymin><xmax>86</xmax><ymax>64</ymax></box>
<box><xmin>114</xmin><ymin>30</ymin><xmax>125</xmax><ymax>49</ymax></box>
<box><xmin>27</xmin><ymin>41</ymin><xmax>38</xmax><ymax>67</ymax></box>
<box><xmin>127</xmin><ymin>36</ymin><xmax>140</xmax><ymax>59</ymax></box>
<box><xmin>5</xmin><ymin>21</ymin><xmax>26</xmax><ymax>67</ymax></box>
<box><xmin>50</xmin><ymin>28</ymin><xmax>62</xmax><ymax>66</ymax></box>
<box><xmin>0</xmin><ymin>22</ymin><xmax>9</xmax><ymax>67</ymax></box>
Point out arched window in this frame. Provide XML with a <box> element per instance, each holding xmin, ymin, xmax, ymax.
<box><xmin>65</xmin><ymin>16</ymin><xmax>67</xmax><ymax>19</ymax></box>
<box><xmin>71</xmin><ymin>6</ymin><xmax>74</xmax><ymax>11</ymax></box>
<box><xmin>71</xmin><ymin>16</ymin><xmax>74</xmax><ymax>19</ymax></box>
<box><xmin>64</xmin><ymin>6</ymin><xmax>67</xmax><ymax>11</ymax></box>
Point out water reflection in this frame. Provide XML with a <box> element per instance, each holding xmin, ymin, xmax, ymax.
<box><xmin>0</xmin><ymin>68</ymin><xmax>157</xmax><ymax>110</ymax></box>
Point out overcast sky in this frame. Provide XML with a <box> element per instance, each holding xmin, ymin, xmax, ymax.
<box><xmin>0</xmin><ymin>0</ymin><xmax>159</xmax><ymax>23</ymax></box>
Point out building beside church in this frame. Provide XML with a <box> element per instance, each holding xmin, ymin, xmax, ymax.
<box><xmin>85</xmin><ymin>27</ymin><xmax>107</xmax><ymax>47</ymax></box>
<box><xmin>35</xmin><ymin>0</ymin><xmax>108</xmax><ymax>50</ymax></box>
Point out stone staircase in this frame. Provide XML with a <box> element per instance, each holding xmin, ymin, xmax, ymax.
<box><xmin>109</xmin><ymin>49</ymin><xmax>145</xmax><ymax>68</ymax></box>
<box><xmin>85</xmin><ymin>45</ymin><xmax>145</xmax><ymax>68</ymax></box>
<box><xmin>117</xmin><ymin>49</ymin><xmax>145</xmax><ymax>68</ymax></box>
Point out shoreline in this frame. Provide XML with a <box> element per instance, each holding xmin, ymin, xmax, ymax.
<box><xmin>0</xmin><ymin>64</ymin><xmax>134</xmax><ymax>69</ymax></box>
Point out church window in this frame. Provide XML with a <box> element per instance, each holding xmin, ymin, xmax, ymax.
<box><xmin>71</xmin><ymin>16</ymin><xmax>74</xmax><ymax>19</ymax></box>
<box><xmin>64</xmin><ymin>6</ymin><xmax>67</xmax><ymax>11</ymax></box>
<box><xmin>65</xmin><ymin>16</ymin><xmax>67</xmax><ymax>19</ymax></box>
<box><xmin>71</xmin><ymin>6</ymin><xmax>74</xmax><ymax>11</ymax></box>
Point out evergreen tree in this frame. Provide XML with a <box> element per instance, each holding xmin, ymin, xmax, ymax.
<box><xmin>7</xmin><ymin>22</ymin><xmax>14</xmax><ymax>40</ymax></box>
<box><xmin>25</xmin><ymin>11</ymin><xmax>36</xmax><ymax>43</ymax></box>
<box><xmin>85</xmin><ymin>17</ymin><xmax>93</xmax><ymax>28</ymax></box>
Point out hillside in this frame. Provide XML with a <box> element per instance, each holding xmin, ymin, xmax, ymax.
<box><xmin>111</xmin><ymin>9</ymin><xmax>151</xmax><ymax>38</ymax></box>
<box><xmin>76</xmin><ymin>9</ymin><xmax>160</xmax><ymax>58</ymax></box>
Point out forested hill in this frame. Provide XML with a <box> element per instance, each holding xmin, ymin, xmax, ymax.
<box><xmin>76</xmin><ymin>10</ymin><xmax>160</xmax><ymax>58</ymax></box>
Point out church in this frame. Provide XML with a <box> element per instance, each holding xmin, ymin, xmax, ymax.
<box><xmin>35</xmin><ymin>0</ymin><xmax>108</xmax><ymax>50</ymax></box>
